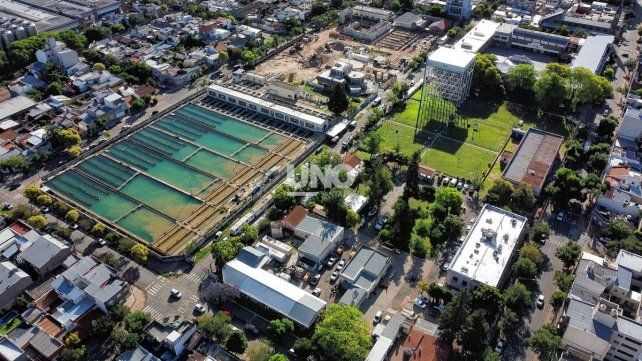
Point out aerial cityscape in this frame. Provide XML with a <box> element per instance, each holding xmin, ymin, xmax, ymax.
<box><xmin>0</xmin><ymin>0</ymin><xmax>639</xmax><ymax>360</ymax></box>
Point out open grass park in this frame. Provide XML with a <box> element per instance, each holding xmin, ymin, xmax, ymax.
<box><xmin>374</xmin><ymin>89</ymin><xmax>573</xmax><ymax>180</ymax></box>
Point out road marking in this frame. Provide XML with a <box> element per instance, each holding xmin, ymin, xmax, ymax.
<box><xmin>142</xmin><ymin>305</ymin><xmax>162</xmax><ymax>321</ymax></box>
<box><xmin>190</xmin><ymin>295</ymin><xmax>199</xmax><ymax>302</ymax></box>
<box><xmin>145</xmin><ymin>278</ymin><xmax>168</xmax><ymax>295</ymax></box>
<box><xmin>186</xmin><ymin>272</ymin><xmax>204</xmax><ymax>283</ymax></box>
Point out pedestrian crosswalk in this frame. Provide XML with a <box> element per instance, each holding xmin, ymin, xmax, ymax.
<box><xmin>185</xmin><ymin>271</ymin><xmax>205</xmax><ymax>284</ymax></box>
<box><xmin>142</xmin><ymin>305</ymin><xmax>162</xmax><ymax>321</ymax></box>
<box><xmin>145</xmin><ymin>277</ymin><xmax>169</xmax><ymax>296</ymax></box>
<box><xmin>190</xmin><ymin>295</ymin><xmax>199</xmax><ymax>303</ymax></box>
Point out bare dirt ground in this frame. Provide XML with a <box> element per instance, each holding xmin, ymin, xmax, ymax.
<box><xmin>254</xmin><ymin>26</ymin><xmax>430</xmax><ymax>84</ymax></box>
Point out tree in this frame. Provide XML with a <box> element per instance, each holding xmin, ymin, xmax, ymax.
<box><xmin>27</xmin><ymin>215</ymin><xmax>46</xmax><ymax>229</ymax></box>
<box><xmin>124</xmin><ymin>311</ymin><xmax>152</xmax><ymax>333</ymax></box>
<box><xmin>584</xmin><ymin>173</ymin><xmax>607</xmax><ymax>203</ymax></box>
<box><xmin>65</xmin><ymin>209</ymin><xmax>79</xmax><ymax>223</ymax></box>
<box><xmin>312</xmin><ymin>305</ymin><xmax>372</xmax><ymax>361</ymax></box>
<box><xmin>506</xmin><ymin>64</ymin><xmax>537</xmax><ymax>102</ymax></box>
<box><xmin>435</xmin><ymin>187</ymin><xmax>462</xmax><ymax>214</ymax></box>
<box><xmin>367</xmin><ymin>159</ymin><xmax>394</xmax><ymax>205</ymax></box>
<box><xmin>511</xmin><ymin>183</ymin><xmax>536</xmax><ymax>214</ymax></box>
<box><xmin>535</xmin><ymin>71</ymin><xmax>568</xmax><ymax>111</ymax></box>
<box><xmin>36</xmin><ymin>194</ymin><xmax>52</xmax><ymax>206</ymax></box>
<box><xmin>500</xmin><ymin>308</ymin><xmax>519</xmax><ymax>335</ymax></box>
<box><xmin>130</xmin><ymin>243</ymin><xmax>148</xmax><ymax>263</ymax></box>
<box><xmin>458</xmin><ymin>310</ymin><xmax>490</xmax><ymax>357</ymax></box>
<box><xmin>403</xmin><ymin>151</ymin><xmax>421</xmax><ymax>200</ymax></box>
<box><xmin>68</xmin><ymin>145</ymin><xmax>82</xmax><ymax>158</ymax></box>
<box><xmin>555</xmin><ymin>243</ymin><xmax>582</xmax><ymax>269</ymax></box>
<box><xmin>554</xmin><ymin>270</ymin><xmax>574</xmax><ymax>292</ymax></box>
<box><xmin>528</xmin><ymin>324</ymin><xmax>561</xmax><ymax>361</ymax></box>
<box><xmin>46</xmin><ymin>81</ymin><xmax>63</xmax><ymax>96</ymax></box>
<box><xmin>293</xmin><ymin>337</ymin><xmax>316</xmax><ymax>360</ymax></box>
<box><xmin>532</xmin><ymin>221</ymin><xmax>551</xmax><ymax>242</ymax></box>
<box><xmin>23</xmin><ymin>184</ymin><xmax>42</xmax><ymax>200</ymax></box>
<box><xmin>564</xmin><ymin>140</ymin><xmax>584</xmax><ymax>169</ymax></box>
<box><xmin>202</xmin><ymin>281</ymin><xmax>239</xmax><ymax>306</ymax></box>
<box><xmin>247</xmin><ymin>341</ymin><xmax>274</xmax><ymax>361</ymax></box>
<box><xmin>198</xmin><ymin>311</ymin><xmax>232</xmax><ymax>341</ymax></box>
<box><xmin>438</xmin><ymin>289</ymin><xmax>471</xmax><ymax>342</ymax></box>
<box><xmin>225</xmin><ymin>329</ymin><xmax>248</xmax><ymax>354</ymax></box>
<box><xmin>596</xmin><ymin>115</ymin><xmax>619</xmax><ymax>139</ymax></box>
<box><xmin>512</xmin><ymin>257</ymin><xmax>538</xmax><ymax>279</ymax></box>
<box><xmin>484</xmin><ymin>179</ymin><xmax>514</xmax><ymax>207</ymax></box>
<box><xmin>92</xmin><ymin>222</ymin><xmax>106</xmax><ymax>236</ymax></box>
<box><xmin>390</xmin><ymin>198</ymin><xmax>415</xmax><ymax>248</ymax></box>
<box><xmin>64</xmin><ymin>332</ymin><xmax>81</xmax><ymax>347</ymax></box>
<box><xmin>549</xmin><ymin>290</ymin><xmax>567</xmax><ymax>311</ymax></box>
<box><xmin>363</xmin><ymin>132</ymin><xmax>383</xmax><ymax>155</ymax></box>
<box><xmin>0</xmin><ymin>155</ymin><xmax>29</xmax><ymax>170</ymax></box>
<box><xmin>111</xmin><ymin>23</ymin><xmax>126</xmax><ymax>33</ymax></box>
<box><xmin>483</xmin><ymin>348</ymin><xmax>501</xmax><ymax>361</ymax></box>
<box><xmin>273</xmin><ymin>184</ymin><xmax>295</xmax><ymax>214</ymax></box>
<box><xmin>211</xmin><ymin>238</ymin><xmax>243</xmax><ymax>267</ymax></box>
<box><xmin>545</xmin><ymin>168</ymin><xmax>585</xmax><ymax>207</ymax></box>
<box><xmin>472</xmin><ymin>284</ymin><xmax>503</xmax><ymax>318</ymax></box>
<box><xmin>110</xmin><ymin>327</ymin><xmax>140</xmax><ymax>351</ymax></box>
<box><xmin>520</xmin><ymin>244</ymin><xmax>543</xmax><ymax>266</ymax></box>
<box><xmin>268</xmin><ymin>354</ymin><xmax>289</xmax><ymax>361</ymax></box>
<box><xmin>268</xmin><ymin>318</ymin><xmax>294</xmax><ymax>341</ymax></box>
<box><xmin>60</xmin><ymin>346</ymin><xmax>86</xmax><ymax>361</ymax></box>
<box><xmin>131</xmin><ymin>98</ymin><xmax>146</xmax><ymax>111</ymax></box>
<box><xmin>504</xmin><ymin>282</ymin><xmax>532</xmax><ymax>312</ymax></box>
<box><xmin>52</xmin><ymin>129</ymin><xmax>81</xmax><ymax>149</ymax></box>
<box><xmin>328</xmin><ymin>84</ymin><xmax>349</xmax><ymax>115</ymax></box>
<box><xmin>388</xmin><ymin>82</ymin><xmax>410</xmax><ymax>104</ymax></box>
<box><xmin>472</xmin><ymin>54</ymin><xmax>504</xmax><ymax>100</ymax></box>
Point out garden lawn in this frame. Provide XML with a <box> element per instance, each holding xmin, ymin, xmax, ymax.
<box><xmin>377</xmin><ymin>121</ymin><xmax>433</xmax><ymax>155</ymax></box>
<box><xmin>0</xmin><ymin>318</ymin><xmax>21</xmax><ymax>336</ymax></box>
<box><xmin>421</xmin><ymin>138</ymin><xmax>496</xmax><ymax>179</ymax></box>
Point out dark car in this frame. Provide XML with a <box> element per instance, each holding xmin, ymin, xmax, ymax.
<box><xmin>8</xmin><ymin>183</ymin><xmax>20</xmax><ymax>191</ymax></box>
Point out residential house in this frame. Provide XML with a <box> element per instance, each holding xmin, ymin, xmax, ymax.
<box><xmin>594</xmin><ymin>166</ymin><xmax>642</xmax><ymax>228</ymax></box>
<box><xmin>0</xmin><ymin>262</ymin><xmax>33</xmax><ymax>311</ymax></box>
<box><xmin>145</xmin><ymin>320</ymin><xmax>199</xmax><ymax>359</ymax></box>
<box><xmin>35</xmin><ymin>38</ymin><xmax>80</xmax><ymax>71</ymax></box>
<box><xmin>17</xmin><ymin>235</ymin><xmax>71</xmax><ymax>276</ymax></box>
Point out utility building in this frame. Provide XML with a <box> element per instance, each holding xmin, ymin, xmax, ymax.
<box><xmin>424</xmin><ymin>47</ymin><xmax>476</xmax><ymax>107</ymax></box>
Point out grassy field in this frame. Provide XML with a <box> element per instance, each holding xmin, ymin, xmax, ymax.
<box><xmin>374</xmin><ymin>93</ymin><xmax>574</xmax><ymax>181</ymax></box>
<box><xmin>422</xmin><ymin>138</ymin><xmax>497</xmax><ymax>179</ymax></box>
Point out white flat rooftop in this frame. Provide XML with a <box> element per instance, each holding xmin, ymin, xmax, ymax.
<box><xmin>455</xmin><ymin>19</ymin><xmax>501</xmax><ymax>53</ymax></box>
<box><xmin>448</xmin><ymin>204</ymin><xmax>527</xmax><ymax>288</ymax></box>
<box><xmin>208</xmin><ymin>84</ymin><xmax>327</xmax><ymax>127</ymax></box>
<box><xmin>427</xmin><ymin>47</ymin><xmax>476</xmax><ymax>72</ymax></box>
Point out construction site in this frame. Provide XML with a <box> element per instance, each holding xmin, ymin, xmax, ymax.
<box><xmin>253</xmin><ymin>24</ymin><xmax>437</xmax><ymax>95</ymax></box>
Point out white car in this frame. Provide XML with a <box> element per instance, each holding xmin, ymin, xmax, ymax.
<box><xmin>375</xmin><ymin>216</ymin><xmax>388</xmax><ymax>231</ymax></box>
<box><xmin>327</xmin><ymin>255</ymin><xmax>339</xmax><ymax>267</ymax></box>
<box><xmin>414</xmin><ymin>297</ymin><xmax>427</xmax><ymax>309</ymax></box>
<box><xmin>537</xmin><ymin>294</ymin><xmax>545</xmax><ymax>308</ymax></box>
<box><xmin>337</xmin><ymin>259</ymin><xmax>346</xmax><ymax>271</ymax></box>
<box><xmin>194</xmin><ymin>303</ymin><xmax>205</xmax><ymax>313</ymax></box>
<box><xmin>98</xmin><ymin>238</ymin><xmax>106</xmax><ymax>246</ymax></box>
<box><xmin>330</xmin><ymin>270</ymin><xmax>340</xmax><ymax>283</ymax></box>
<box><xmin>312</xmin><ymin>287</ymin><xmax>321</xmax><ymax>297</ymax></box>
<box><xmin>374</xmin><ymin>310</ymin><xmax>383</xmax><ymax>323</ymax></box>
<box><xmin>495</xmin><ymin>338</ymin><xmax>505</xmax><ymax>354</ymax></box>
<box><xmin>310</xmin><ymin>273</ymin><xmax>321</xmax><ymax>285</ymax></box>
<box><xmin>170</xmin><ymin>288</ymin><xmax>182</xmax><ymax>299</ymax></box>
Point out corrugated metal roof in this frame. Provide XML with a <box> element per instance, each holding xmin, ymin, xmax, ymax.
<box><xmin>571</xmin><ymin>34</ymin><xmax>614</xmax><ymax>74</ymax></box>
<box><xmin>222</xmin><ymin>259</ymin><xmax>326</xmax><ymax>328</ymax></box>
<box><xmin>616</xmin><ymin>250</ymin><xmax>642</xmax><ymax>272</ymax></box>
<box><xmin>296</xmin><ymin>216</ymin><xmax>343</xmax><ymax>259</ymax></box>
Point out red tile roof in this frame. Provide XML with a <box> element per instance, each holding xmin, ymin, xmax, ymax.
<box><xmin>391</xmin><ymin>328</ymin><xmax>450</xmax><ymax>361</ymax></box>
<box><xmin>609</xmin><ymin>166</ymin><xmax>630</xmax><ymax>177</ymax></box>
<box><xmin>284</xmin><ymin>205</ymin><xmax>308</xmax><ymax>229</ymax></box>
<box><xmin>342</xmin><ymin>153</ymin><xmax>361</xmax><ymax>169</ymax></box>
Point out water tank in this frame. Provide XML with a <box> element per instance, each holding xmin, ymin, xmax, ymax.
<box><xmin>26</xmin><ymin>23</ymin><xmax>37</xmax><ymax>36</ymax></box>
<box><xmin>1</xmin><ymin>30</ymin><xmax>14</xmax><ymax>49</ymax></box>
<box><xmin>14</xmin><ymin>27</ymin><xmax>26</xmax><ymax>40</ymax></box>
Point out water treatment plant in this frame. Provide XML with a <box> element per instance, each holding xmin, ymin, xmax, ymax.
<box><xmin>45</xmin><ymin>87</ymin><xmax>322</xmax><ymax>256</ymax></box>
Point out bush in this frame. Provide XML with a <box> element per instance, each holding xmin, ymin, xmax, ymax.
<box><xmin>92</xmin><ymin>222</ymin><xmax>106</xmax><ymax>236</ymax></box>
<box><xmin>130</xmin><ymin>244</ymin><xmax>149</xmax><ymax>263</ymax></box>
<box><xmin>23</xmin><ymin>184</ymin><xmax>42</xmax><ymax>200</ymax></box>
<box><xmin>36</xmin><ymin>194</ymin><xmax>52</xmax><ymax>206</ymax></box>
<box><xmin>225</xmin><ymin>329</ymin><xmax>248</xmax><ymax>354</ymax></box>
<box><xmin>117</xmin><ymin>238</ymin><xmax>136</xmax><ymax>253</ymax></box>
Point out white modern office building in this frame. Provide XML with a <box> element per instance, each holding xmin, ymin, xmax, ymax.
<box><xmin>446</xmin><ymin>204</ymin><xmax>527</xmax><ymax>290</ymax></box>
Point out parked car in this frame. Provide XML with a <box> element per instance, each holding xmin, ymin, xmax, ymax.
<box><xmin>194</xmin><ymin>303</ymin><xmax>205</xmax><ymax>313</ymax></box>
<box><xmin>244</xmin><ymin>323</ymin><xmax>259</xmax><ymax>335</ymax></box>
<box><xmin>8</xmin><ymin>183</ymin><xmax>19</xmax><ymax>191</ymax></box>
<box><xmin>556</xmin><ymin>212</ymin><xmax>564</xmax><ymax>222</ymax></box>
<box><xmin>368</xmin><ymin>207</ymin><xmax>379</xmax><ymax>218</ymax></box>
<box><xmin>414</xmin><ymin>295</ymin><xmax>428</xmax><ymax>309</ymax></box>
<box><xmin>312</xmin><ymin>287</ymin><xmax>321</xmax><ymax>297</ymax></box>
<box><xmin>495</xmin><ymin>338</ymin><xmax>505</xmax><ymax>354</ymax></box>
<box><xmin>330</xmin><ymin>270</ymin><xmax>340</xmax><ymax>283</ymax></box>
<box><xmin>39</xmin><ymin>206</ymin><xmax>49</xmax><ymax>213</ymax></box>
<box><xmin>69</xmin><ymin>223</ymin><xmax>79</xmax><ymax>230</ymax></box>
<box><xmin>327</xmin><ymin>255</ymin><xmax>339</xmax><ymax>267</ymax></box>
<box><xmin>170</xmin><ymin>289</ymin><xmax>182</xmax><ymax>299</ymax></box>
<box><xmin>98</xmin><ymin>238</ymin><xmax>106</xmax><ymax>246</ymax></box>
<box><xmin>442</xmin><ymin>177</ymin><xmax>450</xmax><ymax>186</ymax></box>
<box><xmin>336</xmin><ymin>246</ymin><xmax>344</xmax><ymax>255</ymax></box>
<box><xmin>375</xmin><ymin>215</ymin><xmax>388</xmax><ymax>231</ymax></box>
<box><xmin>337</xmin><ymin>259</ymin><xmax>346</xmax><ymax>271</ymax></box>
<box><xmin>310</xmin><ymin>274</ymin><xmax>321</xmax><ymax>285</ymax></box>
<box><xmin>537</xmin><ymin>294</ymin><xmax>545</xmax><ymax>308</ymax></box>
<box><xmin>449</xmin><ymin>178</ymin><xmax>457</xmax><ymax>187</ymax></box>
<box><xmin>2</xmin><ymin>202</ymin><xmax>12</xmax><ymax>210</ymax></box>
<box><xmin>442</xmin><ymin>253</ymin><xmax>455</xmax><ymax>271</ymax></box>
<box><xmin>603</xmin><ymin>108</ymin><xmax>610</xmax><ymax>116</ymax></box>
<box><xmin>374</xmin><ymin>310</ymin><xmax>383</xmax><ymax>323</ymax></box>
